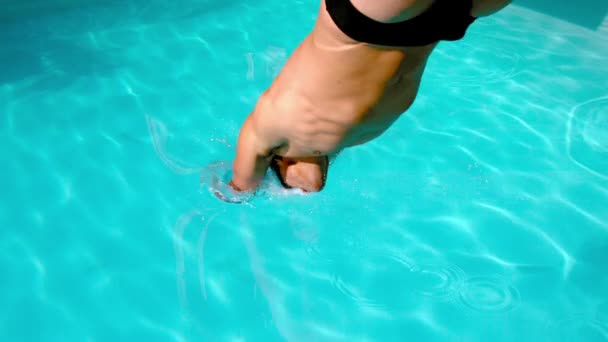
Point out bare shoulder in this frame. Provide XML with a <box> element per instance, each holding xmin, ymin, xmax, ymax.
<box><xmin>472</xmin><ymin>0</ymin><xmax>512</xmax><ymax>17</ymax></box>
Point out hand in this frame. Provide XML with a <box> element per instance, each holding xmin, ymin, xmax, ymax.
<box><xmin>212</xmin><ymin>179</ymin><xmax>251</xmax><ymax>204</ymax></box>
<box><xmin>228</xmin><ymin>180</ymin><xmax>242</xmax><ymax>192</ymax></box>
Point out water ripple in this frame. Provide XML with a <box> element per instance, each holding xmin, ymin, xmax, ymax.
<box><xmin>566</xmin><ymin>96</ymin><xmax>608</xmax><ymax>180</ymax></box>
<box><xmin>458</xmin><ymin>276</ymin><xmax>520</xmax><ymax>313</ymax></box>
<box><xmin>496</xmin><ymin>110</ymin><xmax>556</xmax><ymax>152</ymax></box>
<box><xmin>427</xmin><ymin>42</ymin><xmax>524</xmax><ymax>87</ymax></box>
<box><xmin>453</xmin><ymin>127</ymin><xmax>497</xmax><ymax>143</ymax></box>
<box><xmin>197</xmin><ymin>211</ymin><xmax>223</xmax><ymax>302</ymax></box>
<box><xmin>457</xmin><ymin>145</ymin><xmax>502</xmax><ymax>175</ymax></box>
<box><xmin>304</xmin><ymin>245</ymin><xmax>334</xmax><ymax>264</ymax></box>
<box><xmin>146</xmin><ymin>114</ymin><xmax>201</xmax><ymax>175</ymax></box>
<box><xmin>331</xmin><ymin>274</ymin><xmax>381</xmax><ymax>308</ymax></box>
<box><xmin>410</xmin><ymin>263</ymin><xmax>467</xmax><ymax>301</ymax></box>
<box><xmin>474</xmin><ymin>201</ymin><xmax>576</xmax><ymax>278</ymax></box>
<box><xmin>199</xmin><ymin>161</ymin><xmax>255</xmax><ymax>204</ymax></box>
<box><xmin>171</xmin><ymin>209</ymin><xmax>201</xmax><ymax>312</ymax></box>
<box><xmin>554</xmin><ymin>194</ymin><xmax>607</xmax><ymax>230</ymax></box>
<box><xmin>550</xmin><ymin>314</ymin><xmax>608</xmax><ymax>341</ymax></box>
<box><xmin>200</xmin><ymin>160</ymin><xmax>306</xmax><ymax>204</ymax></box>
<box><xmin>365</xmin><ymin>247</ymin><xmax>417</xmax><ymax>271</ymax></box>
<box><xmin>137</xmin><ymin>316</ymin><xmax>187</xmax><ymax>342</ymax></box>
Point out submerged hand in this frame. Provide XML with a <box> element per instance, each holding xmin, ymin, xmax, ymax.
<box><xmin>212</xmin><ymin>179</ymin><xmax>253</xmax><ymax>204</ymax></box>
<box><xmin>228</xmin><ymin>180</ymin><xmax>242</xmax><ymax>192</ymax></box>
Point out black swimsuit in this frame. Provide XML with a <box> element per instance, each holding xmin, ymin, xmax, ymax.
<box><xmin>325</xmin><ymin>0</ymin><xmax>477</xmax><ymax>47</ymax></box>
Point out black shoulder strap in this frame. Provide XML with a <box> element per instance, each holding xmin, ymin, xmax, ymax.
<box><xmin>325</xmin><ymin>0</ymin><xmax>476</xmax><ymax>47</ymax></box>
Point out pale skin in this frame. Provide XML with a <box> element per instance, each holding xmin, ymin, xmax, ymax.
<box><xmin>230</xmin><ymin>0</ymin><xmax>512</xmax><ymax>193</ymax></box>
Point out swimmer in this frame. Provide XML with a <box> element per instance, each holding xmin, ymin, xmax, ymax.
<box><xmin>230</xmin><ymin>0</ymin><xmax>511</xmax><ymax>193</ymax></box>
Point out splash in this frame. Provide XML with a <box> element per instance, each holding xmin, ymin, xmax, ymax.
<box><xmin>199</xmin><ymin>161</ymin><xmax>255</xmax><ymax>204</ymax></box>
<box><xmin>200</xmin><ymin>160</ymin><xmax>306</xmax><ymax>204</ymax></box>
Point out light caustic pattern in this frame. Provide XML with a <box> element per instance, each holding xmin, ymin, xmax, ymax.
<box><xmin>1</xmin><ymin>1</ymin><xmax>608</xmax><ymax>341</ymax></box>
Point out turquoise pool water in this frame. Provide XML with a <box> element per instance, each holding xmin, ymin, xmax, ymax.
<box><xmin>1</xmin><ymin>1</ymin><xmax>608</xmax><ymax>341</ymax></box>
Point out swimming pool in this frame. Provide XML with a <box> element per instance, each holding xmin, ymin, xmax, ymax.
<box><xmin>1</xmin><ymin>0</ymin><xmax>607</xmax><ymax>341</ymax></box>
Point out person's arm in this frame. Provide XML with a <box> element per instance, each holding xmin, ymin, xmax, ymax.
<box><xmin>230</xmin><ymin>115</ymin><xmax>279</xmax><ymax>192</ymax></box>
